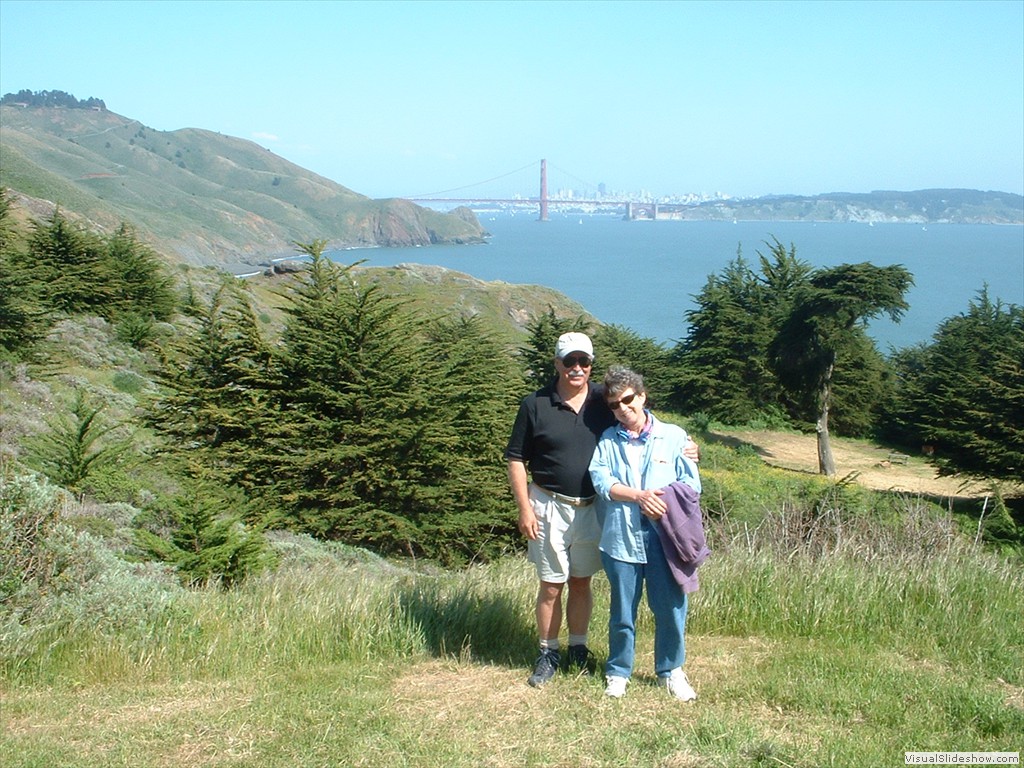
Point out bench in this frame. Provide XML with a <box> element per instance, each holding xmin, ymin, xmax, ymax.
<box><xmin>887</xmin><ymin>452</ymin><xmax>909</xmax><ymax>465</ymax></box>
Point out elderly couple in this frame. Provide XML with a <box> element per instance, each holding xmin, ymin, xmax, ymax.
<box><xmin>505</xmin><ymin>332</ymin><xmax>707</xmax><ymax>700</ymax></box>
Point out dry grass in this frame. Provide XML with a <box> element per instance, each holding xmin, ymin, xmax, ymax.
<box><xmin>2</xmin><ymin>680</ymin><xmax>260</xmax><ymax>767</ymax></box>
<box><xmin>711</xmin><ymin>428</ymin><xmax>1011</xmax><ymax>497</ymax></box>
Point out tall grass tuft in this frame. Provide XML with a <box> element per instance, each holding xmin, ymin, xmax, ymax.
<box><xmin>692</xmin><ymin>492</ymin><xmax>1024</xmax><ymax>682</ymax></box>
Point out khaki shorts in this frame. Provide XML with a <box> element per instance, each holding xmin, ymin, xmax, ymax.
<box><xmin>527</xmin><ymin>484</ymin><xmax>602</xmax><ymax>583</ymax></box>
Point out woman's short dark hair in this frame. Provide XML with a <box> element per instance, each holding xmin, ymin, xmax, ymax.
<box><xmin>603</xmin><ymin>366</ymin><xmax>646</xmax><ymax>399</ymax></box>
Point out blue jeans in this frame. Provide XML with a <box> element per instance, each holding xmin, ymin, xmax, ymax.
<box><xmin>602</xmin><ymin>519</ymin><xmax>688</xmax><ymax>679</ymax></box>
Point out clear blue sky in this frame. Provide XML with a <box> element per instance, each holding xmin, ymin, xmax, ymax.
<box><xmin>2</xmin><ymin>0</ymin><xmax>1022</xmax><ymax>200</ymax></box>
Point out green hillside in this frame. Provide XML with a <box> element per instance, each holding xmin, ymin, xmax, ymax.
<box><xmin>0</xmin><ymin>104</ymin><xmax>486</xmax><ymax>265</ymax></box>
<box><xmin>731</xmin><ymin>189</ymin><xmax>1024</xmax><ymax>224</ymax></box>
<box><xmin>668</xmin><ymin>189</ymin><xmax>1024</xmax><ymax>224</ymax></box>
<box><xmin>225</xmin><ymin>258</ymin><xmax>597</xmax><ymax>347</ymax></box>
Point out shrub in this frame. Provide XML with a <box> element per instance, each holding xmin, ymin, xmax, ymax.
<box><xmin>0</xmin><ymin>464</ymin><xmax>64</xmax><ymax>608</ymax></box>
<box><xmin>0</xmin><ymin>466</ymin><xmax>183</xmax><ymax>674</ymax></box>
<box><xmin>135</xmin><ymin>483</ymin><xmax>276</xmax><ymax>588</ymax></box>
<box><xmin>111</xmin><ymin>369</ymin><xmax>146</xmax><ymax>394</ymax></box>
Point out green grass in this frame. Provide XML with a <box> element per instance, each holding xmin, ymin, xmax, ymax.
<box><xmin>2</xmin><ymin>515</ymin><xmax>1021</xmax><ymax>767</ymax></box>
<box><xmin>2</xmin><ymin>404</ymin><xmax>1021</xmax><ymax>766</ymax></box>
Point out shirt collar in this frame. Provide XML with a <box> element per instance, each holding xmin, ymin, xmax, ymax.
<box><xmin>617</xmin><ymin>410</ymin><xmax>653</xmax><ymax>442</ymax></box>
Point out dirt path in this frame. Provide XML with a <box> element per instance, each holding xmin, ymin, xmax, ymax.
<box><xmin>710</xmin><ymin>428</ymin><xmax>998</xmax><ymax>498</ymax></box>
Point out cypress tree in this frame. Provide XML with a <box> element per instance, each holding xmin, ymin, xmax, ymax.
<box><xmin>23</xmin><ymin>389</ymin><xmax>133</xmax><ymax>494</ymax></box>
<box><xmin>273</xmin><ymin>242</ymin><xmax>437</xmax><ymax>551</ymax></box>
<box><xmin>905</xmin><ymin>289</ymin><xmax>1024</xmax><ymax>483</ymax></box>
<box><xmin>104</xmin><ymin>223</ymin><xmax>177</xmax><ymax>322</ymax></box>
<box><xmin>769</xmin><ymin>262</ymin><xmax>912</xmax><ymax>476</ymax></box>
<box><xmin>412</xmin><ymin>316</ymin><xmax>522</xmax><ymax>564</ymax></box>
<box><xmin>519</xmin><ymin>308</ymin><xmax>593</xmax><ymax>393</ymax></box>
<box><xmin>27</xmin><ymin>210</ymin><xmax>114</xmax><ymax>317</ymax></box>
<box><xmin>0</xmin><ymin>189</ymin><xmax>51</xmax><ymax>360</ymax></box>
<box><xmin>670</xmin><ymin>248</ymin><xmax>789</xmax><ymax>421</ymax></box>
<box><xmin>592</xmin><ymin>324</ymin><xmax>673</xmax><ymax>402</ymax></box>
<box><xmin>671</xmin><ymin>239</ymin><xmax>899</xmax><ymax>442</ymax></box>
<box><xmin>135</xmin><ymin>482</ymin><xmax>273</xmax><ymax>588</ymax></box>
<box><xmin>151</xmin><ymin>279</ymin><xmax>281</xmax><ymax>504</ymax></box>
<box><xmin>827</xmin><ymin>330</ymin><xmax>891</xmax><ymax>437</ymax></box>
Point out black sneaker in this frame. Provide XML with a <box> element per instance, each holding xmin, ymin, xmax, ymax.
<box><xmin>527</xmin><ymin>649</ymin><xmax>560</xmax><ymax>687</ymax></box>
<box><xmin>565</xmin><ymin>644</ymin><xmax>597</xmax><ymax>676</ymax></box>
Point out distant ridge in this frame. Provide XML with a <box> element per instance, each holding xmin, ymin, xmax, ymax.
<box><xmin>670</xmin><ymin>188</ymin><xmax>1023</xmax><ymax>225</ymax></box>
<box><xmin>0</xmin><ymin>102</ymin><xmax>487</xmax><ymax>266</ymax></box>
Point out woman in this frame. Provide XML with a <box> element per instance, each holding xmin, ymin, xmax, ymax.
<box><xmin>588</xmin><ymin>366</ymin><xmax>702</xmax><ymax>700</ymax></box>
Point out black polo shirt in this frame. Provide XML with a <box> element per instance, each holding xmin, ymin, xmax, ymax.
<box><xmin>505</xmin><ymin>379</ymin><xmax>617</xmax><ymax>498</ymax></box>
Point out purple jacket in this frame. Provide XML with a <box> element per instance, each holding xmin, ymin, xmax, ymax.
<box><xmin>657</xmin><ymin>481</ymin><xmax>711</xmax><ymax>593</ymax></box>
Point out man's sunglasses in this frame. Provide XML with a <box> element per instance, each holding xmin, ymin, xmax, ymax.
<box><xmin>561</xmin><ymin>355</ymin><xmax>592</xmax><ymax>369</ymax></box>
<box><xmin>608</xmin><ymin>392</ymin><xmax>638</xmax><ymax>410</ymax></box>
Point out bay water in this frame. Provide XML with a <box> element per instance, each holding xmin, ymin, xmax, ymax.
<box><xmin>330</xmin><ymin>214</ymin><xmax>1024</xmax><ymax>352</ymax></box>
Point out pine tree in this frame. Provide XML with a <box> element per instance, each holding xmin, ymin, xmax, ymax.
<box><xmin>0</xmin><ymin>189</ymin><xmax>51</xmax><ymax>360</ymax></box>
<box><xmin>26</xmin><ymin>210</ymin><xmax>114</xmax><ymax>317</ymax></box>
<box><xmin>273</xmin><ymin>242</ymin><xmax>438</xmax><ymax>551</ymax></box>
<box><xmin>903</xmin><ymin>289</ymin><xmax>1024</xmax><ymax>483</ymax></box>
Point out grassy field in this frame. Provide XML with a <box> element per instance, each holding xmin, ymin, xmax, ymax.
<box><xmin>3</xmin><ymin>493</ymin><xmax>1022</xmax><ymax>768</ymax></box>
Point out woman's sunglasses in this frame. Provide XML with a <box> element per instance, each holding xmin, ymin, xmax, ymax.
<box><xmin>608</xmin><ymin>392</ymin><xmax>638</xmax><ymax>410</ymax></box>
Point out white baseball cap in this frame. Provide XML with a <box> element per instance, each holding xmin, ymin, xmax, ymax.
<box><xmin>555</xmin><ymin>332</ymin><xmax>594</xmax><ymax>359</ymax></box>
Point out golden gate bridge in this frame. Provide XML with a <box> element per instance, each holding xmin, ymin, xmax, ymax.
<box><xmin>403</xmin><ymin>159</ymin><xmax>680</xmax><ymax>221</ymax></box>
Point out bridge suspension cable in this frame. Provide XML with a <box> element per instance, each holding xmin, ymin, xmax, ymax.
<box><xmin>406</xmin><ymin>161</ymin><xmax>538</xmax><ymax>198</ymax></box>
<box><xmin>547</xmin><ymin>162</ymin><xmax>602</xmax><ymax>193</ymax></box>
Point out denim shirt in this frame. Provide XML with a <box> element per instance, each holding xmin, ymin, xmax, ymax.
<box><xmin>588</xmin><ymin>412</ymin><xmax>702</xmax><ymax>564</ymax></box>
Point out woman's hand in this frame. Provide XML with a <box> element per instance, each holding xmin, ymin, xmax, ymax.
<box><xmin>610</xmin><ymin>483</ymin><xmax>667</xmax><ymax>519</ymax></box>
<box><xmin>635</xmin><ymin>487</ymin><xmax>667</xmax><ymax>520</ymax></box>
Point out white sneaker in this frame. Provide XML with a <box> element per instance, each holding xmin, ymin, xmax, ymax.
<box><xmin>604</xmin><ymin>675</ymin><xmax>629</xmax><ymax>698</ymax></box>
<box><xmin>659</xmin><ymin>669</ymin><xmax>697</xmax><ymax>701</ymax></box>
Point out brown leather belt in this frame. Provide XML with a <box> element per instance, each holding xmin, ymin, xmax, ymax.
<box><xmin>534</xmin><ymin>484</ymin><xmax>595</xmax><ymax>507</ymax></box>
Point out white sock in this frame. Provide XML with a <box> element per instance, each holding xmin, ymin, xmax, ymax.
<box><xmin>568</xmin><ymin>634</ymin><xmax>588</xmax><ymax>647</ymax></box>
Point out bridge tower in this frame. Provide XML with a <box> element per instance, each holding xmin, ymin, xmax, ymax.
<box><xmin>539</xmin><ymin>159</ymin><xmax>549</xmax><ymax>221</ymax></box>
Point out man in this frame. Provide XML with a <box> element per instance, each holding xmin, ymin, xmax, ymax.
<box><xmin>505</xmin><ymin>332</ymin><xmax>700</xmax><ymax>687</ymax></box>
<box><xmin>505</xmin><ymin>331</ymin><xmax>611</xmax><ymax>686</ymax></box>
